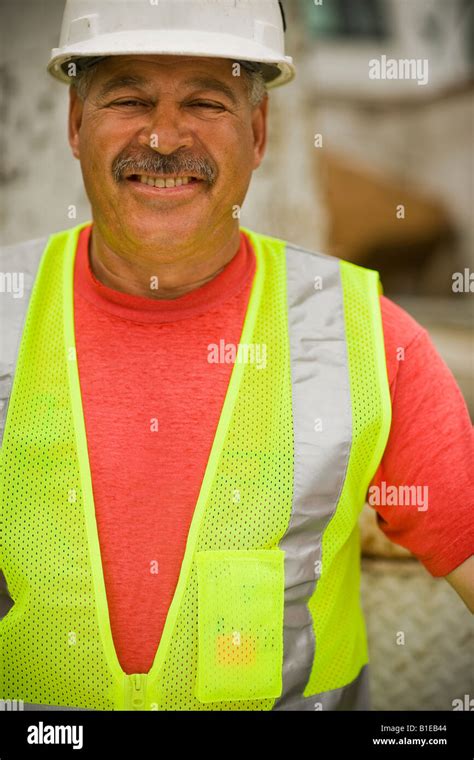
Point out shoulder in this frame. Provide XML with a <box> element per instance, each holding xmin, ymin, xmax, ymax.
<box><xmin>242</xmin><ymin>227</ymin><xmax>340</xmax><ymax>266</ymax></box>
<box><xmin>0</xmin><ymin>235</ymin><xmax>50</xmax><ymax>276</ymax></box>
<box><xmin>0</xmin><ymin>235</ymin><xmax>51</xmax><ymax>373</ymax></box>
<box><xmin>0</xmin><ymin>234</ymin><xmax>52</xmax><ymax>324</ymax></box>
<box><xmin>280</xmin><ymin>243</ymin><xmax>431</xmax><ymax>386</ymax></box>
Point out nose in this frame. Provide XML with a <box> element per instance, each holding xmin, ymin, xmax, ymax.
<box><xmin>137</xmin><ymin>103</ymin><xmax>194</xmax><ymax>155</ymax></box>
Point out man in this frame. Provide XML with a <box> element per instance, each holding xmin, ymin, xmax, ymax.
<box><xmin>0</xmin><ymin>0</ymin><xmax>472</xmax><ymax>712</ymax></box>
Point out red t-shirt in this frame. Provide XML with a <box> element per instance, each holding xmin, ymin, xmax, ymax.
<box><xmin>74</xmin><ymin>224</ymin><xmax>473</xmax><ymax>675</ymax></box>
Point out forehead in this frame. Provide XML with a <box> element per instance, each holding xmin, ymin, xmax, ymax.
<box><xmin>93</xmin><ymin>54</ymin><xmax>241</xmax><ymax>85</ymax></box>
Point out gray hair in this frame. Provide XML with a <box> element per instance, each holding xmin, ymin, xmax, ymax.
<box><xmin>245</xmin><ymin>67</ymin><xmax>267</xmax><ymax>107</ymax></box>
<box><xmin>70</xmin><ymin>60</ymin><xmax>267</xmax><ymax>107</ymax></box>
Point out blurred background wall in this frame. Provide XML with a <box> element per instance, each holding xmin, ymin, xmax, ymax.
<box><xmin>1</xmin><ymin>0</ymin><xmax>472</xmax><ymax>710</ymax></box>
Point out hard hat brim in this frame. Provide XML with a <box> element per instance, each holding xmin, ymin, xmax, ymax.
<box><xmin>48</xmin><ymin>30</ymin><xmax>295</xmax><ymax>89</ymax></box>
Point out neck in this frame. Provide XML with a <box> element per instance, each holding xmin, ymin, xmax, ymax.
<box><xmin>88</xmin><ymin>223</ymin><xmax>242</xmax><ymax>300</ymax></box>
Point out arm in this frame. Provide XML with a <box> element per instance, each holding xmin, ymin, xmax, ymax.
<box><xmin>445</xmin><ymin>555</ymin><xmax>474</xmax><ymax>613</ymax></box>
<box><xmin>369</xmin><ymin>297</ymin><xmax>474</xmax><ymax>593</ymax></box>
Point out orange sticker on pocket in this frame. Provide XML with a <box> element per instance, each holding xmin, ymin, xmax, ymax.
<box><xmin>216</xmin><ymin>632</ymin><xmax>257</xmax><ymax>666</ymax></box>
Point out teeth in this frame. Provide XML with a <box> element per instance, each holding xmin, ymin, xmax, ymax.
<box><xmin>138</xmin><ymin>175</ymin><xmax>194</xmax><ymax>188</ymax></box>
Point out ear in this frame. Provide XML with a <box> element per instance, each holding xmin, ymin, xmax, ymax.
<box><xmin>68</xmin><ymin>86</ymin><xmax>84</xmax><ymax>160</ymax></box>
<box><xmin>251</xmin><ymin>94</ymin><xmax>269</xmax><ymax>170</ymax></box>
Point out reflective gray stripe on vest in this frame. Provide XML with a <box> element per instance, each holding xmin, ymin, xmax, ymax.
<box><xmin>274</xmin><ymin>663</ymin><xmax>370</xmax><ymax>711</ymax></box>
<box><xmin>273</xmin><ymin>243</ymin><xmax>355</xmax><ymax>710</ymax></box>
<box><xmin>0</xmin><ymin>237</ymin><xmax>48</xmax><ymax>446</ymax></box>
<box><xmin>0</xmin><ymin>237</ymin><xmax>48</xmax><ymax>622</ymax></box>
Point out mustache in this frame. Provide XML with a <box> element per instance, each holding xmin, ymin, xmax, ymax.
<box><xmin>112</xmin><ymin>150</ymin><xmax>218</xmax><ymax>185</ymax></box>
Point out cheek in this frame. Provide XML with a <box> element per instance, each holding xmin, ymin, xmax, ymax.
<box><xmin>79</xmin><ymin>116</ymin><xmax>129</xmax><ymax>176</ymax></box>
<box><xmin>211</xmin><ymin>126</ymin><xmax>256</xmax><ymax>182</ymax></box>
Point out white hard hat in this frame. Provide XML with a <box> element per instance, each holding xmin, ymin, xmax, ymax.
<box><xmin>47</xmin><ymin>0</ymin><xmax>295</xmax><ymax>89</ymax></box>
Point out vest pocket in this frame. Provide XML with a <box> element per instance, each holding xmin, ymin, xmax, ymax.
<box><xmin>195</xmin><ymin>549</ymin><xmax>285</xmax><ymax>703</ymax></box>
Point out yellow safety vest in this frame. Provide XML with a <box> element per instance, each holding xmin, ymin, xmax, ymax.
<box><xmin>0</xmin><ymin>222</ymin><xmax>391</xmax><ymax>710</ymax></box>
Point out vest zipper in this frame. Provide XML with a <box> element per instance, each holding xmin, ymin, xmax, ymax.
<box><xmin>125</xmin><ymin>673</ymin><xmax>148</xmax><ymax>710</ymax></box>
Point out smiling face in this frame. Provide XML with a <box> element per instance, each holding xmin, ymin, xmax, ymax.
<box><xmin>68</xmin><ymin>55</ymin><xmax>268</xmax><ymax>258</ymax></box>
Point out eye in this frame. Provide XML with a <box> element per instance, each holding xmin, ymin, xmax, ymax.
<box><xmin>112</xmin><ymin>99</ymin><xmax>148</xmax><ymax>107</ymax></box>
<box><xmin>189</xmin><ymin>101</ymin><xmax>225</xmax><ymax>110</ymax></box>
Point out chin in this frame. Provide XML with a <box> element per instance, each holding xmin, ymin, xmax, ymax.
<box><xmin>124</xmin><ymin>219</ymin><xmax>201</xmax><ymax>249</ymax></box>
